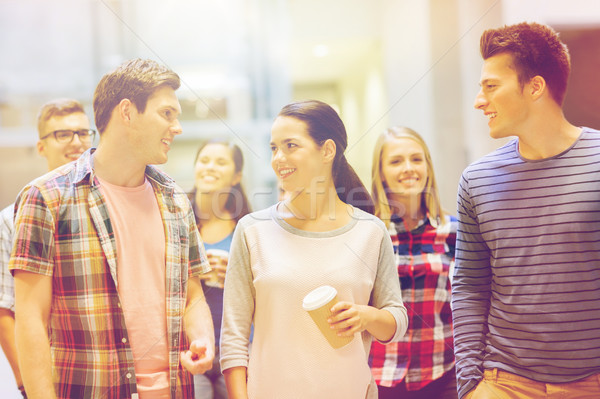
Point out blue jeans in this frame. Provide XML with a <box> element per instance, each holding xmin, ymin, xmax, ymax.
<box><xmin>194</xmin><ymin>355</ymin><xmax>228</xmax><ymax>399</ymax></box>
<box><xmin>378</xmin><ymin>368</ymin><xmax>458</xmax><ymax>399</ymax></box>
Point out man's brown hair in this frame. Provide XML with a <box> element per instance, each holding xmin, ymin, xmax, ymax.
<box><xmin>93</xmin><ymin>58</ymin><xmax>180</xmax><ymax>134</ymax></box>
<box><xmin>480</xmin><ymin>22</ymin><xmax>571</xmax><ymax>105</ymax></box>
<box><xmin>37</xmin><ymin>98</ymin><xmax>86</xmax><ymax>138</ymax></box>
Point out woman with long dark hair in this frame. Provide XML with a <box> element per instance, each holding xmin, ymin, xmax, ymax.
<box><xmin>220</xmin><ymin>100</ymin><xmax>407</xmax><ymax>399</ymax></box>
<box><xmin>190</xmin><ymin>139</ymin><xmax>251</xmax><ymax>399</ymax></box>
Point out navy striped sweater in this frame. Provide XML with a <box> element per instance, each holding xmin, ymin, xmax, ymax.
<box><xmin>451</xmin><ymin>127</ymin><xmax>600</xmax><ymax>398</ymax></box>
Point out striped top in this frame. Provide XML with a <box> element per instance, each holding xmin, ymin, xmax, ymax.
<box><xmin>451</xmin><ymin>127</ymin><xmax>600</xmax><ymax>398</ymax></box>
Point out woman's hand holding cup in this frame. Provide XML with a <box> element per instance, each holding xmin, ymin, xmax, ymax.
<box><xmin>205</xmin><ymin>249</ymin><xmax>229</xmax><ymax>288</ymax></box>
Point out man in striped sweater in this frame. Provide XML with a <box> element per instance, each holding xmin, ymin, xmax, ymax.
<box><xmin>452</xmin><ymin>22</ymin><xmax>600</xmax><ymax>398</ymax></box>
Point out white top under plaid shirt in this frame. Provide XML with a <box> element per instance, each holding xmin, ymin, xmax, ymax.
<box><xmin>0</xmin><ymin>204</ymin><xmax>15</xmax><ymax>312</ymax></box>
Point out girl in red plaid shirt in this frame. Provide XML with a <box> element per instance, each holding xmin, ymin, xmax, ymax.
<box><xmin>369</xmin><ymin>126</ymin><xmax>458</xmax><ymax>399</ymax></box>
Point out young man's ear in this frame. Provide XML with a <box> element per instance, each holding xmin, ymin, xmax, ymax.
<box><xmin>322</xmin><ymin>139</ymin><xmax>337</xmax><ymax>163</ymax></box>
<box><xmin>118</xmin><ymin>99</ymin><xmax>134</xmax><ymax>124</ymax></box>
<box><xmin>36</xmin><ymin>140</ymin><xmax>45</xmax><ymax>157</ymax></box>
<box><xmin>529</xmin><ymin>75</ymin><xmax>547</xmax><ymax>100</ymax></box>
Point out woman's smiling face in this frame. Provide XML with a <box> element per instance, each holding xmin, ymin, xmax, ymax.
<box><xmin>270</xmin><ymin>116</ymin><xmax>328</xmax><ymax>194</ymax></box>
<box><xmin>380</xmin><ymin>137</ymin><xmax>428</xmax><ymax>200</ymax></box>
<box><xmin>194</xmin><ymin>143</ymin><xmax>240</xmax><ymax>193</ymax></box>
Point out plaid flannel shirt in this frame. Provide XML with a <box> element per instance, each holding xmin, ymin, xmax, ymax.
<box><xmin>369</xmin><ymin>214</ymin><xmax>457</xmax><ymax>390</ymax></box>
<box><xmin>9</xmin><ymin>149</ymin><xmax>209</xmax><ymax>399</ymax></box>
<box><xmin>0</xmin><ymin>204</ymin><xmax>15</xmax><ymax>312</ymax></box>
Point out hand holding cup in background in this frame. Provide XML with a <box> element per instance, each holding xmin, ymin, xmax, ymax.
<box><xmin>204</xmin><ymin>249</ymin><xmax>229</xmax><ymax>288</ymax></box>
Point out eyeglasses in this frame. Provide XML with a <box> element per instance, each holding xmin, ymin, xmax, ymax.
<box><xmin>40</xmin><ymin>129</ymin><xmax>96</xmax><ymax>144</ymax></box>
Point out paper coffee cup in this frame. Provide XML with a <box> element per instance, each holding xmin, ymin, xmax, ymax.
<box><xmin>302</xmin><ymin>285</ymin><xmax>354</xmax><ymax>349</ymax></box>
<box><xmin>205</xmin><ymin>249</ymin><xmax>229</xmax><ymax>288</ymax></box>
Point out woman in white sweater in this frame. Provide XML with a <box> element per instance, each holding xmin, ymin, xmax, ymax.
<box><xmin>220</xmin><ymin>100</ymin><xmax>408</xmax><ymax>399</ymax></box>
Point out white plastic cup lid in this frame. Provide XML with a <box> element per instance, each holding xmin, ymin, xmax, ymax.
<box><xmin>302</xmin><ymin>285</ymin><xmax>337</xmax><ymax>311</ymax></box>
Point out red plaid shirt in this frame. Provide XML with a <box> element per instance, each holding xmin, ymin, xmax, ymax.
<box><xmin>369</xmin><ymin>214</ymin><xmax>457</xmax><ymax>390</ymax></box>
<box><xmin>9</xmin><ymin>149</ymin><xmax>209</xmax><ymax>399</ymax></box>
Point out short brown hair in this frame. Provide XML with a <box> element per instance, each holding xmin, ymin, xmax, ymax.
<box><xmin>480</xmin><ymin>22</ymin><xmax>571</xmax><ymax>105</ymax></box>
<box><xmin>93</xmin><ymin>58</ymin><xmax>180</xmax><ymax>134</ymax></box>
<box><xmin>37</xmin><ymin>98</ymin><xmax>86</xmax><ymax>138</ymax></box>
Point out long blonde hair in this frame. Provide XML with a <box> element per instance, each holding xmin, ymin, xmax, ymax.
<box><xmin>371</xmin><ymin>126</ymin><xmax>445</xmax><ymax>227</ymax></box>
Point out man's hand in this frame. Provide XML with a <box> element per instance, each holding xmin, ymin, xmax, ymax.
<box><xmin>180</xmin><ymin>338</ymin><xmax>214</xmax><ymax>375</ymax></box>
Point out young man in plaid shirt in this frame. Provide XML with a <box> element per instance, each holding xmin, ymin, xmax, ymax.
<box><xmin>10</xmin><ymin>59</ymin><xmax>214</xmax><ymax>399</ymax></box>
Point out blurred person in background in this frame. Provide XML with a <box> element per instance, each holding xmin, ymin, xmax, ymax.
<box><xmin>369</xmin><ymin>126</ymin><xmax>457</xmax><ymax>399</ymax></box>
<box><xmin>10</xmin><ymin>59</ymin><xmax>214</xmax><ymax>399</ymax></box>
<box><xmin>0</xmin><ymin>98</ymin><xmax>94</xmax><ymax>398</ymax></box>
<box><xmin>190</xmin><ymin>139</ymin><xmax>251</xmax><ymax>399</ymax></box>
<box><xmin>220</xmin><ymin>100</ymin><xmax>408</xmax><ymax>399</ymax></box>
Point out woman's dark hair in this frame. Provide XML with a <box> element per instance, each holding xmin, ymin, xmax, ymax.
<box><xmin>189</xmin><ymin>139</ymin><xmax>251</xmax><ymax>229</ymax></box>
<box><xmin>278</xmin><ymin>100</ymin><xmax>374</xmax><ymax>214</ymax></box>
